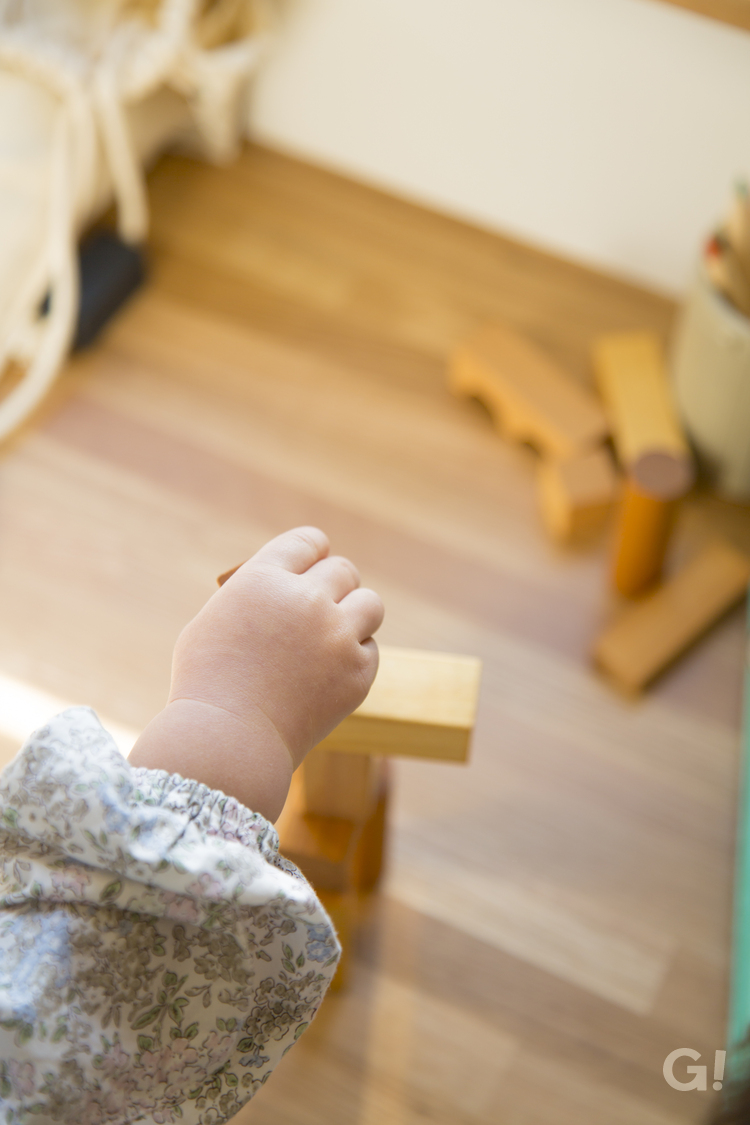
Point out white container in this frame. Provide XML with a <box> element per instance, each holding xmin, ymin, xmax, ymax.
<box><xmin>672</xmin><ymin>265</ymin><xmax>750</xmax><ymax>500</ymax></box>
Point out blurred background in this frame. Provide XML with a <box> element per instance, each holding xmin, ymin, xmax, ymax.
<box><xmin>250</xmin><ymin>0</ymin><xmax>750</xmax><ymax>296</ymax></box>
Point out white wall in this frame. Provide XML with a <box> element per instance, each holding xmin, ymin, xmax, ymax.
<box><xmin>249</xmin><ymin>0</ymin><xmax>750</xmax><ymax>296</ymax></box>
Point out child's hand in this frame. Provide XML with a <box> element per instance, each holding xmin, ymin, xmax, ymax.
<box><xmin>172</xmin><ymin>526</ymin><xmax>383</xmax><ymax>767</ymax></box>
<box><xmin>128</xmin><ymin>528</ymin><xmax>384</xmax><ymax>821</ymax></box>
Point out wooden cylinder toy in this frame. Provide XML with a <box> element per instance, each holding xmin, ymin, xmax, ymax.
<box><xmin>611</xmin><ymin>451</ymin><xmax>692</xmax><ymax>596</ymax></box>
<box><xmin>593</xmin><ymin>333</ymin><xmax>695</xmax><ymax>596</ymax></box>
<box><xmin>612</xmin><ymin>483</ymin><xmax>677</xmax><ymax>596</ymax></box>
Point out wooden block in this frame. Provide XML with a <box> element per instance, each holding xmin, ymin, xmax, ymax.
<box><xmin>318</xmin><ymin>646</ymin><xmax>482</xmax><ymax>762</ymax></box>
<box><xmin>611</xmin><ymin>479</ymin><xmax>679</xmax><ymax>597</ymax></box>
<box><xmin>537</xmin><ymin>448</ymin><xmax>618</xmax><ymax>542</ymax></box>
<box><xmin>276</xmin><ymin>767</ymin><xmax>391</xmax><ymax>893</ymax></box>
<box><xmin>219</xmin><ymin>562</ymin><xmax>482</xmax><ymax>764</ymax></box>
<box><xmin>315</xmin><ymin>888</ymin><xmax>356</xmax><ymax>991</ymax></box>
<box><xmin>449</xmin><ymin>322</ymin><xmax>608</xmax><ymax>458</ymax></box>
<box><xmin>353</xmin><ymin>768</ymin><xmax>390</xmax><ymax>892</ymax></box>
<box><xmin>275</xmin><ymin>770</ymin><xmax>362</xmax><ymax>892</ymax></box>
<box><xmin>217</xmin><ymin>562</ymin><xmax>242</xmax><ymax>586</ymax></box>
<box><xmin>594</xmin><ymin>540</ymin><xmax>750</xmax><ymax>691</ymax></box>
<box><xmin>592</xmin><ymin>332</ymin><xmax>694</xmax><ymax>497</ymax></box>
<box><xmin>277</xmin><ymin>768</ymin><xmax>392</xmax><ymax>991</ymax></box>
<box><xmin>300</xmin><ymin>748</ymin><xmax>383</xmax><ymax>820</ymax></box>
<box><xmin>593</xmin><ymin>332</ymin><xmax>696</xmax><ymax>595</ymax></box>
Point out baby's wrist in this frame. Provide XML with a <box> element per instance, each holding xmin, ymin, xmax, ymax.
<box><xmin>128</xmin><ymin>697</ymin><xmax>294</xmax><ymax>823</ymax></box>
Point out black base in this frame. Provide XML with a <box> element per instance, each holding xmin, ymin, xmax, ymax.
<box><xmin>74</xmin><ymin>229</ymin><xmax>146</xmax><ymax>350</ymax></box>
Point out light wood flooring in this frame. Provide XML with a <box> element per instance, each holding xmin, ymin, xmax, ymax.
<box><xmin>1</xmin><ymin>144</ymin><xmax>749</xmax><ymax>1123</ymax></box>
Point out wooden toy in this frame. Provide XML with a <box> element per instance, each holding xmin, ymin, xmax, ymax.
<box><xmin>593</xmin><ymin>540</ymin><xmax>750</xmax><ymax>692</ymax></box>
<box><xmin>275</xmin><ymin>769</ymin><xmax>363</xmax><ymax>892</ymax></box>
<box><xmin>214</xmin><ymin>592</ymin><xmax>481</xmax><ymax>764</ymax></box>
<box><xmin>217</xmin><ymin>560</ymin><xmax>482</xmax><ymax>986</ymax></box>
<box><xmin>316</xmin><ymin>646</ymin><xmax>480</xmax><ymax>762</ymax></box>
<box><xmin>284</xmin><ymin>783</ymin><xmax>388</xmax><ymax>991</ymax></box>
<box><xmin>592</xmin><ymin>331</ymin><xmax>695</xmax><ymax>596</ymax></box>
<box><xmin>300</xmin><ymin>747</ymin><xmax>383</xmax><ymax>821</ymax></box>
<box><xmin>537</xmin><ymin>447</ymin><xmax>618</xmax><ymax>543</ymax></box>
<box><xmin>275</xmin><ymin>765</ymin><xmax>391</xmax><ymax>897</ymax></box>
<box><xmin>610</xmin><ymin>476</ymin><xmax>681</xmax><ymax>597</ymax></box>
<box><xmin>217</xmin><ymin>570</ymin><xmax>480</xmax><ymax>759</ymax></box>
<box><xmin>274</xmin><ymin>766</ymin><xmax>386</xmax><ymax>991</ymax></box>
<box><xmin>353</xmin><ymin>771</ymin><xmax>389</xmax><ymax>891</ymax></box>
<box><xmin>592</xmin><ymin>332</ymin><xmax>691</xmax><ymax>473</ymax></box>
<box><xmin>294</xmin><ymin>647</ymin><xmax>479</xmax><ymax>982</ymax></box>
<box><xmin>274</xmin><ymin>771</ymin><xmax>363</xmax><ymax>989</ymax></box>
<box><xmin>450</xmin><ymin>322</ymin><xmax>609</xmax><ymax>458</ymax></box>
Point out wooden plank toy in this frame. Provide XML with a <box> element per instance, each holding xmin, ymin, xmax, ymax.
<box><xmin>449</xmin><ymin>322</ymin><xmax>609</xmax><ymax>459</ymax></box>
<box><xmin>217</xmin><ymin>559</ymin><xmax>482</xmax><ymax>986</ymax></box>
<box><xmin>316</xmin><ymin>646</ymin><xmax>481</xmax><ymax>762</ymax></box>
<box><xmin>593</xmin><ymin>540</ymin><xmax>750</xmax><ymax>692</ymax></box>
<box><xmin>537</xmin><ymin>447</ymin><xmax>619</xmax><ymax>543</ymax></box>
<box><xmin>216</xmin><ymin>572</ymin><xmax>481</xmax><ymax>765</ymax></box>
<box><xmin>592</xmin><ymin>331</ymin><xmax>695</xmax><ymax>596</ymax></box>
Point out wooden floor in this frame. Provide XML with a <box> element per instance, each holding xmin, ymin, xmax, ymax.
<box><xmin>1</xmin><ymin>144</ymin><xmax>749</xmax><ymax>1123</ymax></box>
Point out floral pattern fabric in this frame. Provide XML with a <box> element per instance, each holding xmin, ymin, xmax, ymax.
<box><xmin>0</xmin><ymin>707</ymin><xmax>340</xmax><ymax>1124</ymax></box>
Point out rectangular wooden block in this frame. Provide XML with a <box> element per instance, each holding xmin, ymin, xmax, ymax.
<box><xmin>353</xmin><ymin>772</ymin><xmax>389</xmax><ymax>892</ymax></box>
<box><xmin>450</xmin><ymin>321</ymin><xmax>608</xmax><ymax>458</ymax></box>
<box><xmin>318</xmin><ymin>646</ymin><xmax>482</xmax><ymax>761</ymax></box>
<box><xmin>592</xmin><ymin>332</ymin><xmax>690</xmax><ymax>469</ymax></box>
<box><xmin>300</xmin><ymin>748</ymin><xmax>383</xmax><ymax>820</ymax></box>
<box><xmin>315</xmin><ymin>888</ymin><xmax>356</xmax><ymax>991</ymax></box>
<box><xmin>275</xmin><ymin>771</ymin><xmax>362</xmax><ymax>892</ymax></box>
<box><xmin>594</xmin><ymin>540</ymin><xmax>750</xmax><ymax>691</ymax></box>
<box><xmin>537</xmin><ymin>448</ymin><xmax>618</xmax><ymax>542</ymax></box>
<box><xmin>220</xmin><ymin>570</ymin><xmax>482</xmax><ymax>763</ymax></box>
<box><xmin>277</xmin><ymin>767</ymin><xmax>390</xmax><ymax>890</ymax></box>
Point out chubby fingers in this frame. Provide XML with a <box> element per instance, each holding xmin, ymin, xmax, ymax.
<box><xmin>305</xmin><ymin>555</ymin><xmax>360</xmax><ymax>602</ymax></box>
<box><xmin>248</xmin><ymin>526</ymin><xmax>330</xmax><ymax>575</ymax></box>
<box><xmin>340</xmin><ymin>586</ymin><xmax>385</xmax><ymax>642</ymax></box>
<box><xmin>359</xmin><ymin>636</ymin><xmax>380</xmax><ymax>686</ymax></box>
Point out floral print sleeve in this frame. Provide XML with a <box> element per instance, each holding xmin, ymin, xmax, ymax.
<box><xmin>0</xmin><ymin>707</ymin><xmax>340</xmax><ymax>1124</ymax></box>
